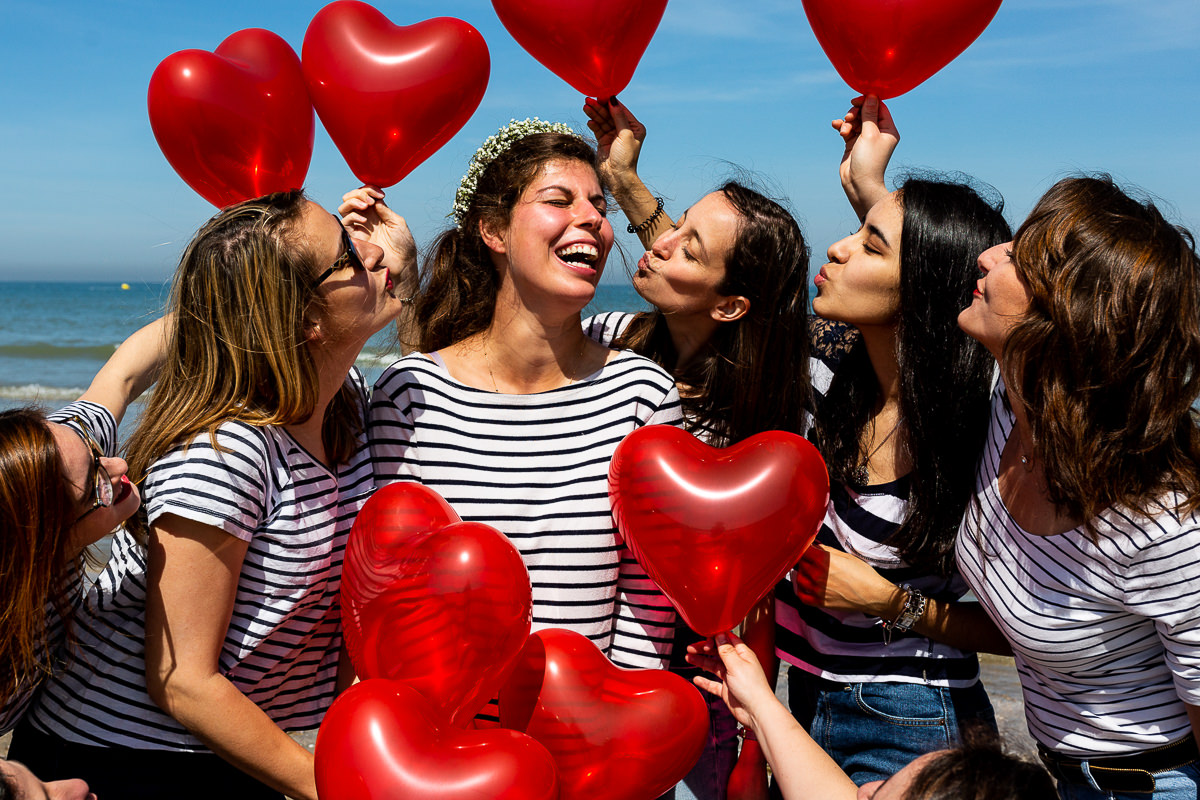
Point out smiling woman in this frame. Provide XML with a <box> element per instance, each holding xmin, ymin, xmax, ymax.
<box><xmin>359</xmin><ymin>120</ymin><xmax>683</xmax><ymax>722</ymax></box>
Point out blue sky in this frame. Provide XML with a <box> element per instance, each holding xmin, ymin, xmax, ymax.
<box><xmin>1</xmin><ymin>0</ymin><xmax>1197</xmax><ymax>284</ymax></box>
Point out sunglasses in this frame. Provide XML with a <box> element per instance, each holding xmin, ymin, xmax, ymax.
<box><xmin>310</xmin><ymin>214</ymin><xmax>367</xmax><ymax>288</ymax></box>
<box><xmin>67</xmin><ymin>415</ymin><xmax>113</xmax><ymax>524</ymax></box>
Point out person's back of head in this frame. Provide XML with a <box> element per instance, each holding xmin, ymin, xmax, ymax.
<box><xmin>907</xmin><ymin>742</ymin><xmax>1056</xmax><ymax>800</ymax></box>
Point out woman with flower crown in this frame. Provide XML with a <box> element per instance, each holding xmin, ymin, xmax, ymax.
<box><xmin>359</xmin><ymin>119</ymin><xmax>683</xmax><ymax>718</ymax></box>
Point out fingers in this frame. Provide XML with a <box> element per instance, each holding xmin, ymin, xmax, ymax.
<box><xmin>693</xmin><ymin>674</ymin><xmax>724</xmax><ymax>698</ymax></box>
<box><xmin>339</xmin><ymin>186</ymin><xmax>385</xmax><ymax>217</ymax></box>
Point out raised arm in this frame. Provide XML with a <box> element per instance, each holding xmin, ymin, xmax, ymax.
<box><xmin>338</xmin><ymin>187</ymin><xmax>420</xmax><ymax>351</ymax></box>
<box><xmin>145</xmin><ymin>514</ymin><xmax>318</xmax><ymax>800</ymax></box>
<box><xmin>792</xmin><ymin>544</ymin><xmax>1012</xmax><ymax>656</ymax></box>
<box><xmin>78</xmin><ymin>315</ymin><xmax>169</xmax><ymax>427</ymax></box>
<box><xmin>688</xmin><ymin>633</ymin><xmax>858</xmax><ymax>800</ymax></box>
<box><xmin>583</xmin><ymin>97</ymin><xmax>675</xmax><ymax>249</ymax></box>
<box><xmin>833</xmin><ymin>95</ymin><xmax>899</xmax><ymax>221</ymax></box>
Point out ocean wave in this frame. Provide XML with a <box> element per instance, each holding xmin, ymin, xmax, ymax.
<box><xmin>356</xmin><ymin>351</ymin><xmax>401</xmax><ymax>368</ymax></box>
<box><xmin>0</xmin><ymin>384</ymin><xmax>88</xmax><ymax>402</ymax></box>
<box><xmin>0</xmin><ymin>343</ymin><xmax>118</xmax><ymax>361</ymax></box>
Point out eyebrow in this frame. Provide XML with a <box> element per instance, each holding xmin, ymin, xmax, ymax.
<box><xmin>866</xmin><ymin>223</ymin><xmax>891</xmax><ymax>249</ymax></box>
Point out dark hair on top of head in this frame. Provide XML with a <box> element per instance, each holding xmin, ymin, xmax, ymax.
<box><xmin>125</xmin><ymin>189</ymin><xmax>365</xmax><ymax>541</ymax></box>
<box><xmin>614</xmin><ymin>180</ymin><xmax>812</xmax><ymax>444</ymax></box>
<box><xmin>906</xmin><ymin>728</ymin><xmax>1056</xmax><ymax>800</ymax></box>
<box><xmin>816</xmin><ymin>175</ymin><xmax>1010</xmax><ymax>576</ymax></box>
<box><xmin>0</xmin><ymin>407</ymin><xmax>81</xmax><ymax>710</ymax></box>
<box><xmin>1001</xmin><ymin>174</ymin><xmax>1200</xmax><ymax>530</ymax></box>
<box><xmin>415</xmin><ymin>131</ymin><xmax>603</xmax><ymax>353</ymax></box>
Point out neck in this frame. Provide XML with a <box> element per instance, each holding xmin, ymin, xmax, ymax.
<box><xmin>858</xmin><ymin>324</ymin><xmax>902</xmax><ymax>409</ymax></box>
<box><xmin>289</xmin><ymin>342</ymin><xmax>358</xmax><ymax>467</ymax></box>
<box><xmin>481</xmin><ymin>310</ymin><xmax>591</xmax><ymax>393</ymax></box>
<box><xmin>663</xmin><ymin>312</ymin><xmax>719</xmax><ymax>370</ymax></box>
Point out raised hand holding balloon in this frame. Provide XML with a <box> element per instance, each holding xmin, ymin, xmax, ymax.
<box><xmin>302</xmin><ymin>0</ymin><xmax>490</xmax><ymax>187</ymax></box>
<box><xmin>609</xmin><ymin>426</ymin><xmax>829</xmax><ymax>636</ymax></box>
<box><xmin>315</xmin><ymin>680</ymin><xmax>560</xmax><ymax>800</ymax></box>
<box><xmin>801</xmin><ymin>0</ymin><xmax>1003</xmax><ymax>99</ymax></box>
<box><xmin>491</xmin><ymin>0</ymin><xmax>668</xmax><ymax>97</ymax></box>
<box><xmin>147</xmin><ymin>28</ymin><xmax>314</xmax><ymax>208</ymax></box>
<box><xmin>341</xmin><ymin>482</ymin><xmax>533</xmax><ymax>728</ymax></box>
<box><xmin>499</xmin><ymin>628</ymin><xmax>708</xmax><ymax>800</ymax></box>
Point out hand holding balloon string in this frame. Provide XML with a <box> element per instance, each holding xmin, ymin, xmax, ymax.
<box><xmin>791</xmin><ymin>543</ymin><xmax>905</xmax><ymax>620</ymax></box>
<box><xmin>339</xmin><ymin>187</ymin><xmax>419</xmax><ymax>300</ymax></box>
<box><xmin>834</xmin><ymin>94</ymin><xmax>900</xmax><ymax>221</ymax></box>
<box><xmin>583</xmin><ymin>96</ymin><xmax>648</xmax><ymax>195</ymax></box>
<box><xmin>686</xmin><ymin>632</ymin><xmax>780</xmax><ymax>737</ymax></box>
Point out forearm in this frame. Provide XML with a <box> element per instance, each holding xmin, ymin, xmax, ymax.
<box><xmin>747</xmin><ymin>696</ymin><xmax>856</xmax><ymax>800</ymax></box>
<box><xmin>874</xmin><ymin>587</ymin><xmax>1012</xmax><ymax>656</ymax></box>
<box><xmin>80</xmin><ymin>315</ymin><xmax>169</xmax><ymax>425</ymax></box>
<box><xmin>610</xmin><ymin>172</ymin><xmax>674</xmax><ymax>250</ymax></box>
<box><xmin>843</xmin><ymin>177</ymin><xmax>889</xmax><ymax>222</ymax></box>
<box><xmin>155</xmin><ymin>672</ymin><xmax>317</xmax><ymax>800</ymax></box>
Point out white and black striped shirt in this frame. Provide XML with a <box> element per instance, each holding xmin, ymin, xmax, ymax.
<box><xmin>25</xmin><ymin>374</ymin><xmax>373</xmax><ymax>750</ymax></box>
<box><xmin>369</xmin><ymin>350</ymin><xmax>682</xmax><ymax>672</ymax></box>
<box><xmin>957</xmin><ymin>383</ymin><xmax>1200</xmax><ymax>756</ymax></box>
<box><xmin>775</xmin><ymin>357</ymin><xmax>981</xmax><ymax>687</ymax></box>
<box><xmin>0</xmin><ymin>401</ymin><xmax>111</xmax><ymax>734</ymax></box>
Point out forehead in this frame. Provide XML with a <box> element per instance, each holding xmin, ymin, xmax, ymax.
<box><xmin>865</xmin><ymin>191</ymin><xmax>904</xmax><ymax>233</ymax></box>
<box><xmin>524</xmin><ymin>158</ymin><xmax>601</xmax><ymax>195</ymax></box>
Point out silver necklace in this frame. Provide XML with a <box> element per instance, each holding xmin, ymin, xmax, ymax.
<box><xmin>851</xmin><ymin>415</ymin><xmax>903</xmax><ymax>485</ymax></box>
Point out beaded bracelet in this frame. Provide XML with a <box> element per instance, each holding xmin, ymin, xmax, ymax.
<box><xmin>627</xmin><ymin>196</ymin><xmax>665</xmax><ymax>234</ymax></box>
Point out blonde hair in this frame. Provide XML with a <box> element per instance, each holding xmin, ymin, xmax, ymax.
<box><xmin>126</xmin><ymin>190</ymin><xmax>363</xmax><ymax>540</ymax></box>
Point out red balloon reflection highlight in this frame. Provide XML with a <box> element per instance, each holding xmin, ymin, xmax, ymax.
<box><xmin>315</xmin><ymin>680</ymin><xmax>560</xmax><ymax>800</ymax></box>
<box><xmin>491</xmin><ymin>0</ymin><xmax>667</xmax><ymax>97</ymax></box>
<box><xmin>147</xmin><ymin>28</ymin><xmax>314</xmax><ymax>208</ymax></box>
<box><xmin>801</xmin><ymin>0</ymin><xmax>1002</xmax><ymax>99</ymax></box>
<box><xmin>609</xmin><ymin>426</ymin><xmax>828</xmax><ymax>636</ymax></box>
<box><xmin>341</xmin><ymin>482</ymin><xmax>533</xmax><ymax>727</ymax></box>
<box><xmin>302</xmin><ymin>1</ymin><xmax>490</xmax><ymax>187</ymax></box>
<box><xmin>499</xmin><ymin>629</ymin><xmax>708</xmax><ymax>800</ymax></box>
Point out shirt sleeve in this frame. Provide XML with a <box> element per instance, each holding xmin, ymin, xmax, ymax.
<box><xmin>49</xmin><ymin>400</ymin><xmax>119</xmax><ymax>458</ymax></box>
<box><xmin>143</xmin><ymin>422</ymin><xmax>271</xmax><ymax>542</ymax></box>
<box><xmin>368</xmin><ymin>359</ymin><xmax>422</xmax><ymax>488</ymax></box>
<box><xmin>1125</xmin><ymin>519</ymin><xmax>1200</xmax><ymax>706</ymax></box>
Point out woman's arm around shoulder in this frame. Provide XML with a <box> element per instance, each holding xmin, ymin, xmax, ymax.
<box><xmin>78</xmin><ymin>315</ymin><xmax>170</xmax><ymax>428</ymax></box>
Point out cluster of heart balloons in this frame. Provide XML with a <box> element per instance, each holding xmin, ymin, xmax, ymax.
<box><xmin>149</xmin><ymin>0</ymin><xmax>1003</xmax><ymax>209</ymax></box>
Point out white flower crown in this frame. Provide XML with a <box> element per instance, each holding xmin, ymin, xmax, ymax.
<box><xmin>451</xmin><ymin>117</ymin><xmax>581</xmax><ymax>228</ymax></box>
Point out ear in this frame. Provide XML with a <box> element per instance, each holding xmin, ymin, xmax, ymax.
<box><xmin>711</xmin><ymin>295</ymin><xmax>750</xmax><ymax>323</ymax></box>
<box><xmin>479</xmin><ymin>217</ymin><xmax>507</xmax><ymax>255</ymax></box>
<box><xmin>303</xmin><ymin>314</ymin><xmax>324</xmax><ymax>344</ymax></box>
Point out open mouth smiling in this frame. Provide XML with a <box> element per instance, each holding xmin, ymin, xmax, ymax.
<box><xmin>555</xmin><ymin>243</ymin><xmax>600</xmax><ymax>266</ymax></box>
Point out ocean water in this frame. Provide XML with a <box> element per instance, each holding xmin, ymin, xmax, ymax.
<box><xmin>0</xmin><ymin>280</ymin><xmax>651</xmax><ymax>425</ymax></box>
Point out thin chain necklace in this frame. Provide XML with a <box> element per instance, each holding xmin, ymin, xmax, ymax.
<box><xmin>851</xmin><ymin>414</ymin><xmax>904</xmax><ymax>486</ymax></box>
<box><xmin>483</xmin><ymin>335</ymin><xmax>588</xmax><ymax>393</ymax></box>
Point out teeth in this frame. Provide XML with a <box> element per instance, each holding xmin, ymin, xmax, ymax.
<box><xmin>555</xmin><ymin>243</ymin><xmax>599</xmax><ymax>264</ymax></box>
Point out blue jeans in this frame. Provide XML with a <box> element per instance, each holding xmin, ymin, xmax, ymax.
<box><xmin>1055</xmin><ymin>761</ymin><xmax>1199</xmax><ymax>800</ymax></box>
<box><xmin>659</xmin><ymin>688</ymin><xmax>740</xmax><ymax>800</ymax></box>
<box><xmin>784</xmin><ymin>666</ymin><xmax>997</xmax><ymax>786</ymax></box>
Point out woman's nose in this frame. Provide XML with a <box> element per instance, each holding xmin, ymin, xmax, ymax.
<box><xmin>356</xmin><ymin>237</ymin><xmax>387</xmax><ymax>271</ymax></box>
<box><xmin>100</xmin><ymin>455</ymin><xmax>128</xmax><ymax>481</ymax></box>
<box><xmin>827</xmin><ymin>234</ymin><xmax>852</xmax><ymax>263</ymax></box>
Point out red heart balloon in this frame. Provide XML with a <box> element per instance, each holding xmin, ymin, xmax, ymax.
<box><xmin>608</xmin><ymin>426</ymin><xmax>829</xmax><ymax>636</ymax></box>
<box><xmin>316</xmin><ymin>679</ymin><xmax>560</xmax><ymax>800</ymax></box>
<box><xmin>302</xmin><ymin>1</ymin><xmax>490</xmax><ymax>187</ymax></box>
<box><xmin>802</xmin><ymin>0</ymin><xmax>1002</xmax><ymax>99</ymax></box>
<box><xmin>341</xmin><ymin>482</ymin><xmax>533</xmax><ymax>727</ymax></box>
<box><xmin>147</xmin><ymin>28</ymin><xmax>314</xmax><ymax>208</ymax></box>
<box><xmin>491</xmin><ymin>0</ymin><xmax>667</xmax><ymax>97</ymax></box>
<box><xmin>499</xmin><ymin>629</ymin><xmax>708</xmax><ymax>800</ymax></box>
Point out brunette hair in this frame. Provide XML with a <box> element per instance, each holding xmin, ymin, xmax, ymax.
<box><xmin>816</xmin><ymin>178</ymin><xmax>1010</xmax><ymax>575</ymax></box>
<box><xmin>0</xmin><ymin>408</ymin><xmax>79</xmax><ymax>707</ymax></box>
<box><xmin>1002</xmin><ymin>175</ymin><xmax>1200</xmax><ymax>527</ymax></box>
<box><xmin>614</xmin><ymin>182</ymin><xmax>812</xmax><ymax>444</ymax></box>
<box><xmin>907</xmin><ymin>739</ymin><xmax>1056</xmax><ymax>800</ymax></box>
<box><xmin>415</xmin><ymin>132</ymin><xmax>604</xmax><ymax>352</ymax></box>
<box><xmin>125</xmin><ymin>190</ymin><xmax>364</xmax><ymax>540</ymax></box>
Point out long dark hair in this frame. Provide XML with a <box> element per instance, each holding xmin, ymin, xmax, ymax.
<box><xmin>908</xmin><ymin>732</ymin><xmax>1056</xmax><ymax>800</ymax></box>
<box><xmin>0</xmin><ymin>408</ymin><xmax>78</xmax><ymax>705</ymax></box>
<box><xmin>613</xmin><ymin>182</ymin><xmax>811</xmax><ymax>445</ymax></box>
<box><xmin>816</xmin><ymin>178</ymin><xmax>1010</xmax><ymax>576</ymax></box>
<box><xmin>1003</xmin><ymin>175</ymin><xmax>1200</xmax><ymax>528</ymax></box>
<box><xmin>416</xmin><ymin>132</ymin><xmax>603</xmax><ymax>353</ymax></box>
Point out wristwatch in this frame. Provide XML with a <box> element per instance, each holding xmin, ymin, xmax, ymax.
<box><xmin>882</xmin><ymin>584</ymin><xmax>927</xmax><ymax>645</ymax></box>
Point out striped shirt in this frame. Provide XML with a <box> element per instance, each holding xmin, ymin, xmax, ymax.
<box><xmin>0</xmin><ymin>401</ymin><xmax>111</xmax><ymax>734</ymax></box>
<box><xmin>775</xmin><ymin>356</ymin><xmax>981</xmax><ymax>687</ymax></box>
<box><xmin>957</xmin><ymin>383</ymin><xmax>1200</xmax><ymax>757</ymax></box>
<box><xmin>369</xmin><ymin>350</ymin><xmax>682</xmax><ymax>672</ymax></box>
<box><xmin>25</xmin><ymin>373</ymin><xmax>373</xmax><ymax>750</ymax></box>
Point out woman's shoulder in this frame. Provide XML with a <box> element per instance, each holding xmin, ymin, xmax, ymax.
<box><xmin>374</xmin><ymin>352</ymin><xmax>445</xmax><ymax>389</ymax></box>
<box><xmin>583</xmin><ymin>311</ymin><xmax>640</xmax><ymax>347</ymax></box>
<box><xmin>601</xmin><ymin>348</ymin><xmax>676</xmax><ymax>388</ymax></box>
<box><xmin>48</xmin><ymin>400</ymin><xmax>118</xmax><ymax>456</ymax></box>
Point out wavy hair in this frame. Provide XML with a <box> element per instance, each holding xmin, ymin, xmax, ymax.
<box><xmin>416</xmin><ymin>132</ymin><xmax>604</xmax><ymax>353</ymax></box>
<box><xmin>0</xmin><ymin>408</ymin><xmax>79</xmax><ymax>707</ymax></box>
<box><xmin>1002</xmin><ymin>175</ymin><xmax>1200</xmax><ymax>527</ymax></box>
<box><xmin>125</xmin><ymin>190</ymin><xmax>364</xmax><ymax>540</ymax></box>
<box><xmin>816</xmin><ymin>178</ymin><xmax>1010</xmax><ymax>575</ymax></box>
<box><xmin>908</xmin><ymin>731</ymin><xmax>1056</xmax><ymax>800</ymax></box>
<box><xmin>614</xmin><ymin>182</ymin><xmax>812</xmax><ymax>445</ymax></box>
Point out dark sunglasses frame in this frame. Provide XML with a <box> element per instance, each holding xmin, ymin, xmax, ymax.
<box><xmin>310</xmin><ymin>215</ymin><xmax>367</xmax><ymax>289</ymax></box>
